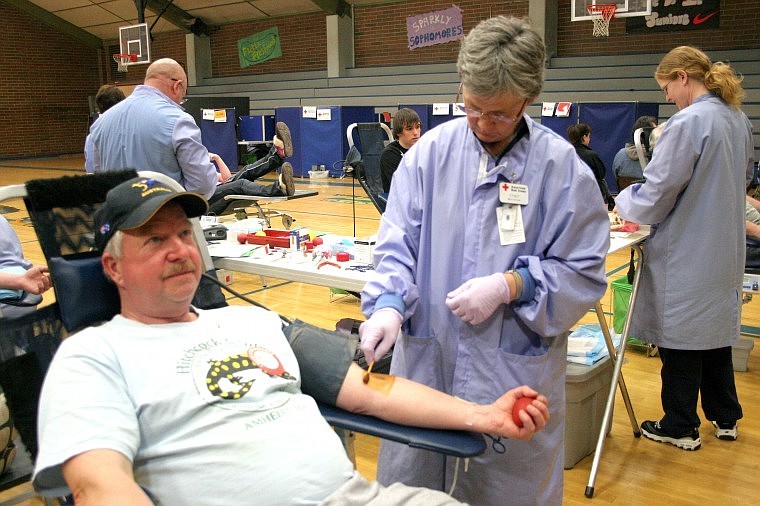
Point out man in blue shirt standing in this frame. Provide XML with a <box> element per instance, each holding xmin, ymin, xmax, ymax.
<box><xmin>86</xmin><ymin>58</ymin><xmax>293</xmax><ymax>206</ymax></box>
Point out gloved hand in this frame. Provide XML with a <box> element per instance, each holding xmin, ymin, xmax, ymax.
<box><xmin>359</xmin><ymin>308</ymin><xmax>403</xmax><ymax>364</ymax></box>
<box><xmin>446</xmin><ymin>273</ymin><xmax>510</xmax><ymax>325</ymax></box>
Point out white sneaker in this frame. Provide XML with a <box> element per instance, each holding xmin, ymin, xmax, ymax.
<box><xmin>711</xmin><ymin>421</ymin><xmax>737</xmax><ymax>441</ymax></box>
<box><xmin>640</xmin><ymin>420</ymin><xmax>702</xmax><ymax>451</ymax></box>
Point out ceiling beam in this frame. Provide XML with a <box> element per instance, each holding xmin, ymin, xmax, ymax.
<box><xmin>311</xmin><ymin>0</ymin><xmax>352</xmax><ymax>17</ymax></box>
<box><xmin>1</xmin><ymin>0</ymin><xmax>102</xmax><ymax>47</ymax></box>
<box><xmin>143</xmin><ymin>0</ymin><xmax>212</xmax><ymax>36</ymax></box>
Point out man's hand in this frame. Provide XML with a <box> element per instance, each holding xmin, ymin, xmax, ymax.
<box><xmin>485</xmin><ymin>386</ymin><xmax>549</xmax><ymax>441</ymax></box>
<box><xmin>20</xmin><ymin>266</ymin><xmax>52</xmax><ymax>295</ymax></box>
<box><xmin>446</xmin><ymin>273</ymin><xmax>510</xmax><ymax>324</ymax></box>
<box><xmin>359</xmin><ymin>308</ymin><xmax>403</xmax><ymax>363</ymax></box>
<box><xmin>209</xmin><ymin>152</ymin><xmax>232</xmax><ymax>183</ymax></box>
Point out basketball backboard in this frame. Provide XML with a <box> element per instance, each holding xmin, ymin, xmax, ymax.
<box><xmin>118</xmin><ymin>23</ymin><xmax>151</xmax><ymax>65</ymax></box>
<box><xmin>571</xmin><ymin>0</ymin><xmax>652</xmax><ymax>22</ymax></box>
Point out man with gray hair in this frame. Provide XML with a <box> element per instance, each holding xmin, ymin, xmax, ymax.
<box><xmin>359</xmin><ymin>16</ymin><xmax>610</xmax><ymax>505</ymax></box>
<box><xmin>86</xmin><ymin>58</ymin><xmax>294</xmax><ymax>205</ymax></box>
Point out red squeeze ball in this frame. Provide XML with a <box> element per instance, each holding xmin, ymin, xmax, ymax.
<box><xmin>312</xmin><ymin>236</ymin><xmax>324</xmax><ymax>246</ymax></box>
<box><xmin>512</xmin><ymin>397</ymin><xmax>534</xmax><ymax>428</ymax></box>
<box><xmin>237</xmin><ymin>231</ymin><xmax>247</xmax><ymax>244</ymax></box>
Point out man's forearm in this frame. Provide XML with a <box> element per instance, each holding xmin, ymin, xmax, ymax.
<box><xmin>747</xmin><ymin>220</ymin><xmax>760</xmax><ymax>239</ymax></box>
<box><xmin>335</xmin><ymin>363</ymin><xmax>546</xmax><ymax>439</ymax></box>
<box><xmin>0</xmin><ymin>272</ymin><xmax>23</xmax><ymax>291</ymax></box>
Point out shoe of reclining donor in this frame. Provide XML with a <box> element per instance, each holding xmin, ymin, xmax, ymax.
<box><xmin>640</xmin><ymin>420</ymin><xmax>701</xmax><ymax>451</ymax></box>
<box><xmin>278</xmin><ymin>162</ymin><xmax>295</xmax><ymax>196</ymax></box>
<box><xmin>274</xmin><ymin>122</ymin><xmax>293</xmax><ymax>158</ymax></box>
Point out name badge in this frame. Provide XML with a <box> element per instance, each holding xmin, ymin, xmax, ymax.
<box><xmin>499</xmin><ymin>182</ymin><xmax>529</xmax><ymax>205</ymax></box>
<box><xmin>496</xmin><ymin>204</ymin><xmax>526</xmax><ymax>246</ymax></box>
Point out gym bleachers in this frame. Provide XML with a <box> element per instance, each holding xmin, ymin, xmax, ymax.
<box><xmin>188</xmin><ymin>48</ymin><xmax>760</xmax><ymax>160</ymax></box>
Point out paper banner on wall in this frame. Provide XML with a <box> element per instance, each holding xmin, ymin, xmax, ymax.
<box><xmin>555</xmin><ymin>102</ymin><xmax>572</xmax><ymax>118</ymax></box>
<box><xmin>407</xmin><ymin>5</ymin><xmax>464</xmax><ymax>50</ymax></box>
<box><xmin>237</xmin><ymin>27</ymin><xmax>282</xmax><ymax>68</ymax></box>
<box><xmin>541</xmin><ymin>102</ymin><xmax>556</xmax><ymax>117</ymax></box>
<box><xmin>452</xmin><ymin>103</ymin><xmax>466</xmax><ymax>116</ymax></box>
<box><xmin>316</xmin><ymin>108</ymin><xmax>332</xmax><ymax>121</ymax></box>
<box><xmin>302</xmin><ymin>106</ymin><xmax>317</xmax><ymax>119</ymax></box>
<box><xmin>432</xmin><ymin>103</ymin><xmax>450</xmax><ymax>115</ymax></box>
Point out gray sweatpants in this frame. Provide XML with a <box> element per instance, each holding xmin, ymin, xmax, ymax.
<box><xmin>321</xmin><ymin>471</ymin><xmax>467</xmax><ymax>505</ymax></box>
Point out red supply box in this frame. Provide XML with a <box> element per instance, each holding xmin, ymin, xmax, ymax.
<box><xmin>245</xmin><ymin>229</ymin><xmax>291</xmax><ymax>248</ymax></box>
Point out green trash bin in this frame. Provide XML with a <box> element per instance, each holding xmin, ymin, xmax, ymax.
<box><xmin>611</xmin><ymin>276</ymin><xmax>646</xmax><ymax>346</ymax></box>
<box><xmin>611</xmin><ymin>276</ymin><xmax>631</xmax><ymax>334</ymax></box>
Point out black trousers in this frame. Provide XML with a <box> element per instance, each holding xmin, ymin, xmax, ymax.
<box><xmin>207</xmin><ymin>148</ymin><xmax>286</xmax><ymax>215</ymax></box>
<box><xmin>658</xmin><ymin>346</ymin><xmax>743</xmax><ymax>433</ymax></box>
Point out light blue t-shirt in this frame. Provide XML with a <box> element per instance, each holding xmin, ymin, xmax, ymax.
<box><xmin>34</xmin><ymin>306</ymin><xmax>354</xmax><ymax>505</ymax></box>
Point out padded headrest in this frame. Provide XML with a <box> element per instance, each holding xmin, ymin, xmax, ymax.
<box><xmin>345</xmin><ymin>145</ymin><xmax>362</xmax><ymax>167</ymax></box>
<box><xmin>48</xmin><ymin>254</ymin><xmax>120</xmax><ymax>333</ymax></box>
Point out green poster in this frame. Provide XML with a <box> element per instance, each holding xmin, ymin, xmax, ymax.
<box><xmin>238</xmin><ymin>27</ymin><xmax>282</xmax><ymax>68</ymax></box>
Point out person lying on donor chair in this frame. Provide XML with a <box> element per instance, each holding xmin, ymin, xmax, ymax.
<box><xmin>32</xmin><ymin>177</ymin><xmax>550</xmax><ymax>506</ymax></box>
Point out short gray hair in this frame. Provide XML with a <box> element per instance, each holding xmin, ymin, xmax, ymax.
<box><xmin>457</xmin><ymin>16</ymin><xmax>546</xmax><ymax>100</ymax></box>
<box><xmin>102</xmin><ymin>230</ymin><xmax>123</xmax><ymax>282</ymax></box>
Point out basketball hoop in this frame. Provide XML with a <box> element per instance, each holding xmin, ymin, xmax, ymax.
<box><xmin>113</xmin><ymin>53</ymin><xmax>137</xmax><ymax>72</ymax></box>
<box><xmin>586</xmin><ymin>4</ymin><xmax>617</xmax><ymax>38</ymax></box>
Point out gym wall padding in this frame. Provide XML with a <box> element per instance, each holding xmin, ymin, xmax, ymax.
<box><xmin>276</xmin><ymin>106</ymin><xmax>375</xmax><ymax>177</ymax></box>
<box><xmin>542</xmin><ymin>102</ymin><xmax>659</xmax><ymax>193</ymax></box>
<box><xmin>200</xmin><ymin>108</ymin><xmax>238</xmax><ymax>169</ymax></box>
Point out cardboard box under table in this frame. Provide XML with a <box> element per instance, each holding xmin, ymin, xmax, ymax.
<box><xmin>565</xmin><ymin>356</ymin><xmax>613</xmax><ymax>469</ymax></box>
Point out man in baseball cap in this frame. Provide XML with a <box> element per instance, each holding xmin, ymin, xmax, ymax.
<box><xmin>94</xmin><ymin>176</ymin><xmax>209</xmax><ymax>321</ymax></box>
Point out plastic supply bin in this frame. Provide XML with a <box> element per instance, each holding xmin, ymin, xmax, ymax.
<box><xmin>565</xmin><ymin>356</ymin><xmax>613</xmax><ymax>469</ymax></box>
<box><xmin>732</xmin><ymin>337</ymin><xmax>754</xmax><ymax>372</ymax></box>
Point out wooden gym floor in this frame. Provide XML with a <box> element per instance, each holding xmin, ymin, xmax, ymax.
<box><xmin>1</xmin><ymin>155</ymin><xmax>759</xmax><ymax>505</ymax></box>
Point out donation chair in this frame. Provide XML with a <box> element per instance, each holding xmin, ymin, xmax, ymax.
<box><xmin>0</xmin><ymin>184</ymin><xmax>79</xmax><ymax>505</ymax></box>
<box><xmin>615</xmin><ymin>126</ymin><xmax>656</xmax><ymax>192</ymax></box>
<box><xmin>346</xmin><ymin>122</ymin><xmax>393</xmax><ymax>214</ymax></box>
<box><xmin>0</xmin><ymin>304</ymin><xmax>64</xmax><ymax>506</ymax></box>
<box><xmin>210</xmin><ymin>189</ymin><xmax>318</xmax><ymax>229</ymax></box>
<box><xmin>616</xmin><ymin>127</ymin><xmax>653</xmax><ymax>192</ymax></box>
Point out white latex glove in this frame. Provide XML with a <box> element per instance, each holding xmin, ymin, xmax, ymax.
<box><xmin>446</xmin><ymin>273</ymin><xmax>510</xmax><ymax>325</ymax></box>
<box><xmin>359</xmin><ymin>308</ymin><xmax>403</xmax><ymax>364</ymax></box>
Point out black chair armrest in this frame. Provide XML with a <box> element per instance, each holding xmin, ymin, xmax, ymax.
<box><xmin>316</xmin><ymin>401</ymin><xmax>486</xmax><ymax>458</ymax></box>
<box><xmin>0</xmin><ymin>291</ymin><xmax>42</xmax><ymax>308</ymax></box>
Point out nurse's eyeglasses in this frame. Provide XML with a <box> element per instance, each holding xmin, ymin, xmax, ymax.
<box><xmin>456</xmin><ymin>84</ymin><xmax>527</xmax><ymax>125</ymax></box>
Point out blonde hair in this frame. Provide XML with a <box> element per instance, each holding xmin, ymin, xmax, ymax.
<box><xmin>655</xmin><ymin>46</ymin><xmax>744</xmax><ymax>108</ymax></box>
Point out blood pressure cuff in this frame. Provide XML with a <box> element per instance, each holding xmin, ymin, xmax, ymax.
<box><xmin>283</xmin><ymin>319</ymin><xmax>357</xmax><ymax>405</ymax></box>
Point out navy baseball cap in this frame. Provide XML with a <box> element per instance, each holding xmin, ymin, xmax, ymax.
<box><xmin>94</xmin><ymin>176</ymin><xmax>208</xmax><ymax>251</ymax></box>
